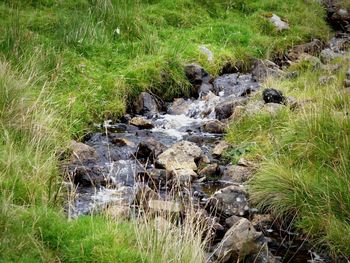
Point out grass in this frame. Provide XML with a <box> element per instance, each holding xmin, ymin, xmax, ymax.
<box><xmin>0</xmin><ymin>0</ymin><xmax>338</xmax><ymax>262</ymax></box>
<box><xmin>225</xmin><ymin>54</ymin><xmax>350</xmax><ymax>257</ymax></box>
<box><xmin>0</xmin><ymin>0</ymin><xmax>330</xmax><ymax>135</ymax></box>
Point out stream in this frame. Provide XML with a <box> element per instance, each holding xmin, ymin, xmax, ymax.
<box><xmin>64</xmin><ymin>32</ymin><xmax>350</xmax><ymax>263</ymax></box>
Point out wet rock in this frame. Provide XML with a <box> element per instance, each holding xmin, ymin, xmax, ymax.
<box><xmin>319</xmin><ymin>76</ymin><xmax>336</xmax><ymax>85</ymax></box>
<box><xmin>148</xmin><ymin>200</ymin><xmax>182</xmax><ymax>213</ymax></box>
<box><xmin>287</xmin><ymin>39</ymin><xmax>324</xmax><ymax>61</ymax></box>
<box><xmin>222</xmin><ymin>165</ymin><xmax>252</xmax><ymax>183</ymax></box>
<box><xmin>329</xmin><ymin>35</ymin><xmax>350</xmax><ymax>52</ymax></box>
<box><xmin>199</xmin><ymin>83</ymin><xmax>214</xmax><ymax>97</ymax></box>
<box><xmin>133</xmin><ymin>92</ymin><xmax>159</xmax><ymax>115</ymax></box>
<box><xmin>252</xmin><ymin>59</ymin><xmax>285</xmax><ymax>82</ymax></box>
<box><xmin>199</xmin><ymin>163</ymin><xmax>219</xmax><ymax>178</ymax></box>
<box><xmin>320</xmin><ymin>48</ymin><xmax>340</xmax><ymax>63</ymax></box>
<box><xmin>215</xmin><ymin>97</ymin><xmax>248</xmax><ymax>120</ymax></box>
<box><xmin>202</xmin><ymin>120</ymin><xmax>226</xmax><ymax>134</ymax></box>
<box><xmin>213</xmin><ymin>74</ymin><xmax>259</xmax><ymax>97</ymax></box>
<box><xmin>185</xmin><ymin>63</ymin><xmax>211</xmax><ymax>85</ymax></box>
<box><xmin>156</xmin><ymin>141</ymin><xmax>202</xmax><ymax>171</ymax></box>
<box><xmin>184</xmin><ymin>63</ymin><xmax>212</xmax><ymax>97</ymax></box>
<box><xmin>136</xmin><ymin>137</ymin><xmax>165</xmax><ymax>161</ymax></box>
<box><xmin>208</xmin><ymin>185</ymin><xmax>249</xmax><ymax>217</ymax></box>
<box><xmin>129</xmin><ymin>116</ymin><xmax>154</xmax><ymax>129</ymax></box>
<box><xmin>269</xmin><ymin>14</ymin><xmax>289</xmax><ymax>31</ymax></box>
<box><xmin>70</xmin><ymin>141</ymin><xmax>99</xmax><ymax>164</ymax></box>
<box><xmin>104</xmin><ymin>123</ymin><xmax>139</xmax><ymax>133</ymax></box>
<box><xmin>69</xmin><ymin>165</ymin><xmax>109</xmax><ymax>187</ymax></box>
<box><xmin>326</xmin><ymin>1</ymin><xmax>350</xmax><ymax>32</ymax></box>
<box><xmin>111</xmin><ymin>138</ymin><xmax>135</xmax><ymax>147</ymax></box>
<box><xmin>212</xmin><ymin>141</ymin><xmax>230</xmax><ymax>157</ymax></box>
<box><xmin>214</xmin><ymin>217</ymin><xmax>265</xmax><ymax>262</ymax></box>
<box><xmin>262</xmin><ymin>88</ymin><xmax>285</xmax><ymax>104</ymax></box>
<box><xmin>167</xmin><ymin>98</ymin><xmax>192</xmax><ymax>115</ymax></box>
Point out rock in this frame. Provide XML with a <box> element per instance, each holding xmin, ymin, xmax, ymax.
<box><xmin>251</xmin><ymin>214</ymin><xmax>273</xmax><ymax>231</ymax></box>
<box><xmin>344</xmin><ymin>79</ymin><xmax>350</xmax><ymax>88</ymax></box>
<box><xmin>326</xmin><ymin>1</ymin><xmax>350</xmax><ymax>32</ymax></box>
<box><xmin>329</xmin><ymin>35</ymin><xmax>350</xmax><ymax>52</ymax></box>
<box><xmin>184</xmin><ymin>63</ymin><xmax>212</xmax><ymax>97</ymax></box>
<box><xmin>202</xmin><ymin>120</ymin><xmax>226</xmax><ymax>134</ymax></box>
<box><xmin>185</xmin><ymin>63</ymin><xmax>211</xmax><ymax>85</ymax></box>
<box><xmin>213</xmin><ymin>74</ymin><xmax>259</xmax><ymax>97</ymax></box>
<box><xmin>69</xmin><ymin>164</ymin><xmax>109</xmax><ymax>186</ymax></box>
<box><xmin>148</xmin><ymin>200</ymin><xmax>182</xmax><ymax>213</ymax></box>
<box><xmin>228</xmin><ymin>105</ymin><xmax>246</xmax><ymax>121</ymax></box>
<box><xmin>212</xmin><ymin>141</ymin><xmax>230</xmax><ymax>157</ymax></box>
<box><xmin>237</xmin><ymin>158</ymin><xmax>257</xmax><ymax>168</ymax></box>
<box><xmin>104</xmin><ymin>205</ymin><xmax>131</xmax><ymax>220</ymax></box>
<box><xmin>225</xmin><ymin>215</ymin><xmax>241</xmax><ymax>228</ymax></box>
<box><xmin>156</xmin><ymin>141</ymin><xmax>202</xmax><ymax>171</ymax></box>
<box><xmin>214</xmin><ymin>217</ymin><xmax>265</xmax><ymax>262</ymax></box>
<box><xmin>208</xmin><ymin>185</ymin><xmax>249</xmax><ymax>217</ymax></box>
<box><xmin>129</xmin><ymin>117</ymin><xmax>154</xmax><ymax>129</ymax></box>
<box><xmin>198</xmin><ymin>83</ymin><xmax>214</xmax><ymax>97</ymax></box>
<box><xmin>171</xmin><ymin>169</ymin><xmax>197</xmax><ymax>184</ymax></box>
<box><xmin>133</xmin><ymin>92</ymin><xmax>159</xmax><ymax>114</ymax></box>
<box><xmin>70</xmin><ymin>141</ymin><xmax>99</xmax><ymax>164</ymax></box>
<box><xmin>320</xmin><ymin>63</ymin><xmax>342</xmax><ymax>73</ymax></box>
<box><xmin>319</xmin><ymin>76</ymin><xmax>336</xmax><ymax>85</ymax></box>
<box><xmin>269</xmin><ymin>14</ymin><xmax>289</xmax><ymax>31</ymax></box>
<box><xmin>297</xmin><ymin>53</ymin><xmax>322</xmax><ymax>69</ymax></box>
<box><xmin>263</xmin><ymin>103</ymin><xmax>286</xmax><ymax>116</ymax></box>
<box><xmin>262</xmin><ymin>88</ymin><xmax>285</xmax><ymax>104</ymax></box>
<box><xmin>199</xmin><ymin>164</ymin><xmax>219</xmax><ymax>178</ymax></box>
<box><xmin>222</xmin><ymin>165</ymin><xmax>252</xmax><ymax>183</ymax></box>
<box><xmin>287</xmin><ymin>39</ymin><xmax>324</xmax><ymax>61</ymax></box>
<box><xmin>320</xmin><ymin>48</ymin><xmax>340</xmax><ymax>63</ymax></box>
<box><xmin>215</xmin><ymin>97</ymin><xmax>248</xmax><ymax>120</ymax></box>
<box><xmin>136</xmin><ymin>137</ymin><xmax>165</xmax><ymax>161</ymax></box>
<box><xmin>244</xmin><ymin>101</ymin><xmax>265</xmax><ymax>115</ymax></box>
<box><xmin>252</xmin><ymin>59</ymin><xmax>284</xmax><ymax>82</ymax></box>
<box><xmin>111</xmin><ymin>138</ymin><xmax>135</xmax><ymax>147</ymax></box>
<box><xmin>167</xmin><ymin>98</ymin><xmax>192</xmax><ymax>115</ymax></box>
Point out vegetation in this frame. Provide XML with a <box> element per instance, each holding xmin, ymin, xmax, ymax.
<box><xmin>0</xmin><ymin>0</ymin><xmax>340</xmax><ymax>262</ymax></box>
<box><xmin>226</xmin><ymin>56</ymin><xmax>350</xmax><ymax>256</ymax></box>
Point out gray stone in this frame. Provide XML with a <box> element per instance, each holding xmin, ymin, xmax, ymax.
<box><xmin>133</xmin><ymin>92</ymin><xmax>159</xmax><ymax>114</ymax></box>
<box><xmin>208</xmin><ymin>185</ymin><xmax>250</xmax><ymax>217</ymax></box>
<box><xmin>156</xmin><ymin>141</ymin><xmax>202</xmax><ymax>171</ymax></box>
<box><xmin>222</xmin><ymin>165</ymin><xmax>252</xmax><ymax>183</ymax></box>
<box><xmin>214</xmin><ymin>217</ymin><xmax>265</xmax><ymax>262</ymax></box>
<box><xmin>213</xmin><ymin>73</ymin><xmax>259</xmax><ymax>97</ymax></box>
<box><xmin>199</xmin><ymin>163</ymin><xmax>219</xmax><ymax>178</ymax></box>
<box><xmin>129</xmin><ymin>117</ymin><xmax>154</xmax><ymax>129</ymax></box>
<box><xmin>212</xmin><ymin>141</ymin><xmax>230</xmax><ymax>157</ymax></box>
<box><xmin>215</xmin><ymin>97</ymin><xmax>248</xmax><ymax>120</ymax></box>
<box><xmin>320</xmin><ymin>48</ymin><xmax>340</xmax><ymax>63</ymax></box>
<box><xmin>252</xmin><ymin>59</ymin><xmax>284</xmax><ymax>82</ymax></box>
<box><xmin>269</xmin><ymin>14</ymin><xmax>289</xmax><ymax>31</ymax></box>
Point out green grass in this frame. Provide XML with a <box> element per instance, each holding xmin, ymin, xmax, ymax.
<box><xmin>0</xmin><ymin>0</ymin><xmax>330</xmax><ymax>135</ymax></box>
<box><xmin>226</xmin><ymin>55</ymin><xmax>350</xmax><ymax>257</ymax></box>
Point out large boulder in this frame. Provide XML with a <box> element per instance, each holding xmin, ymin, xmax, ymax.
<box><xmin>251</xmin><ymin>59</ymin><xmax>284</xmax><ymax>82</ymax></box>
<box><xmin>133</xmin><ymin>92</ymin><xmax>159</xmax><ymax>115</ymax></box>
<box><xmin>214</xmin><ymin>217</ymin><xmax>266</xmax><ymax>262</ymax></box>
<box><xmin>208</xmin><ymin>185</ymin><xmax>250</xmax><ymax>217</ymax></box>
<box><xmin>156</xmin><ymin>141</ymin><xmax>202</xmax><ymax>171</ymax></box>
<box><xmin>184</xmin><ymin>63</ymin><xmax>213</xmax><ymax>98</ymax></box>
<box><xmin>215</xmin><ymin>97</ymin><xmax>248</xmax><ymax>120</ymax></box>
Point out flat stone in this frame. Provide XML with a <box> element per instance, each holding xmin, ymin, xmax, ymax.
<box><xmin>199</xmin><ymin>164</ymin><xmax>219</xmax><ymax>177</ymax></box>
<box><xmin>70</xmin><ymin>140</ymin><xmax>99</xmax><ymax>164</ymax></box>
<box><xmin>252</xmin><ymin>59</ymin><xmax>284</xmax><ymax>82</ymax></box>
<box><xmin>202</xmin><ymin>120</ymin><xmax>226</xmax><ymax>134</ymax></box>
<box><xmin>111</xmin><ymin>138</ymin><xmax>135</xmax><ymax>147</ymax></box>
<box><xmin>222</xmin><ymin>165</ymin><xmax>252</xmax><ymax>183</ymax></box>
<box><xmin>269</xmin><ymin>14</ymin><xmax>289</xmax><ymax>31</ymax></box>
<box><xmin>171</xmin><ymin>169</ymin><xmax>197</xmax><ymax>184</ymax></box>
<box><xmin>133</xmin><ymin>92</ymin><xmax>159</xmax><ymax>114</ymax></box>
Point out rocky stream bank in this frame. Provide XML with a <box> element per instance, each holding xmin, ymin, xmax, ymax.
<box><xmin>62</xmin><ymin>3</ymin><xmax>350</xmax><ymax>262</ymax></box>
